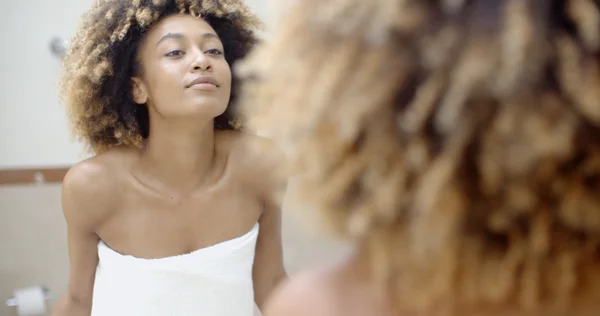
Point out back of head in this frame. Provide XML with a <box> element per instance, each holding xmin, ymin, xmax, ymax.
<box><xmin>240</xmin><ymin>0</ymin><xmax>600</xmax><ymax>313</ymax></box>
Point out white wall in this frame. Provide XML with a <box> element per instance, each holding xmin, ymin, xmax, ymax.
<box><xmin>0</xmin><ymin>0</ymin><xmax>275</xmax><ymax>169</ymax></box>
<box><xmin>0</xmin><ymin>0</ymin><xmax>93</xmax><ymax>169</ymax></box>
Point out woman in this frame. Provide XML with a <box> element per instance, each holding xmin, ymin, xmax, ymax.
<box><xmin>53</xmin><ymin>0</ymin><xmax>286</xmax><ymax>315</ymax></box>
<box><xmin>239</xmin><ymin>0</ymin><xmax>600</xmax><ymax>315</ymax></box>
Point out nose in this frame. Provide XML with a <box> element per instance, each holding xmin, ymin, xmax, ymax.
<box><xmin>190</xmin><ymin>50</ymin><xmax>211</xmax><ymax>72</ymax></box>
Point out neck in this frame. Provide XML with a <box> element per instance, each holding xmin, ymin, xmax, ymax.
<box><xmin>138</xmin><ymin>118</ymin><xmax>217</xmax><ymax>194</ymax></box>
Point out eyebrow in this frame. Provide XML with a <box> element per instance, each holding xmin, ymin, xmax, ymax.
<box><xmin>155</xmin><ymin>32</ymin><xmax>220</xmax><ymax>46</ymax></box>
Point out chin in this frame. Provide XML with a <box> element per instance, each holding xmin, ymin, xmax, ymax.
<box><xmin>186</xmin><ymin>102</ymin><xmax>228</xmax><ymax>118</ymax></box>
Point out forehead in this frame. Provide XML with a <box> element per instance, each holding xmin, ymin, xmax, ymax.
<box><xmin>145</xmin><ymin>14</ymin><xmax>219</xmax><ymax>42</ymax></box>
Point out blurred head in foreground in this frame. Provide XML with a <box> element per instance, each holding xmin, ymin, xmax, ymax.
<box><xmin>239</xmin><ymin>0</ymin><xmax>600</xmax><ymax>314</ymax></box>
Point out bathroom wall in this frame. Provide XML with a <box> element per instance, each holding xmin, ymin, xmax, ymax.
<box><xmin>0</xmin><ymin>0</ymin><xmax>91</xmax><ymax>169</ymax></box>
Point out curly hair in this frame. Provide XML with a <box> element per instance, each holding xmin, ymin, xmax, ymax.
<box><xmin>59</xmin><ymin>0</ymin><xmax>261</xmax><ymax>154</ymax></box>
<box><xmin>238</xmin><ymin>0</ymin><xmax>600</xmax><ymax>314</ymax></box>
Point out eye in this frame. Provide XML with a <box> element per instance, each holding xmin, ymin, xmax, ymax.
<box><xmin>206</xmin><ymin>48</ymin><xmax>223</xmax><ymax>55</ymax></box>
<box><xmin>165</xmin><ymin>50</ymin><xmax>185</xmax><ymax>57</ymax></box>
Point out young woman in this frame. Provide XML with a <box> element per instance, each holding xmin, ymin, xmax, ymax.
<box><xmin>52</xmin><ymin>1</ymin><xmax>286</xmax><ymax>315</ymax></box>
<box><xmin>239</xmin><ymin>0</ymin><xmax>600</xmax><ymax>315</ymax></box>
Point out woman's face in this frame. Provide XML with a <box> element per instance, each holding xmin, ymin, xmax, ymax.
<box><xmin>131</xmin><ymin>14</ymin><xmax>232</xmax><ymax>120</ymax></box>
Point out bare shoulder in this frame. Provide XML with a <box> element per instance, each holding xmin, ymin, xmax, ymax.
<box><xmin>218</xmin><ymin>130</ymin><xmax>286</xmax><ymax>189</ymax></box>
<box><xmin>63</xmin><ymin>147</ymin><xmax>134</xmax><ymax>192</ymax></box>
<box><xmin>242</xmin><ymin>133</ymin><xmax>286</xmax><ymax>182</ymax></box>
<box><xmin>262</xmin><ymin>267</ymin><xmax>342</xmax><ymax>316</ymax></box>
<box><xmin>218</xmin><ymin>130</ymin><xmax>285</xmax><ymax>168</ymax></box>
<box><xmin>62</xmin><ymin>147</ymin><xmax>135</xmax><ymax>227</ymax></box>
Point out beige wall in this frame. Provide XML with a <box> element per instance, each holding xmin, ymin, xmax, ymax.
<box><xmin>1</xmin><ymin>185</ymin><xmax>68</xmax><ymax>315</ymax></box>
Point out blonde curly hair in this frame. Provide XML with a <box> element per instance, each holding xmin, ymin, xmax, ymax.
<box><xmin>60</xmin><ymin>0</ymin><xmax>261</xmax><ymax>154</ymax></box>
<box><xmin>239</xmin><ymin>0</ymin><xmax>600</xmax><ymax>314</ymax></box>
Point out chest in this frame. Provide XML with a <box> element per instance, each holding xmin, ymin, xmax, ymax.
<box><xmin>97</xmin><ymin>183</ymin><xmax>263</xmax><ymax>259</ymax></box>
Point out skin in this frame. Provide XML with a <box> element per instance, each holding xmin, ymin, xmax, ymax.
<box><xmin>52</xmin><ymin>14</ymin><xmax>287</xmax><ymax>316</ymax></box>
<box><xmin>262</xmin><ymin>252</ymin><xmax>394</xmax><ymax>316</ymax></box>
<box><xmin>263</xmin><ymin>254</ymin><xmax>600</xmax><ymax>316</ymax></box>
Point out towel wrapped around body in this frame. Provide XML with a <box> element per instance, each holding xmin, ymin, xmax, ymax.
<box><xmin>90</xmin><ymin>223</ymin><xmax>259</xmax><ymax>316</ymax></box>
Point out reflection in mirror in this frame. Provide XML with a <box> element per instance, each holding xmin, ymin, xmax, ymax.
<box><xmin>0</xmin><ymin>1</ymin><xmax>347</xmax><ymax>316</ymax></box>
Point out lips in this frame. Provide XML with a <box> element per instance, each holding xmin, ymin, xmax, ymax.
<box><xmin>187</xmin><ymin>76</ymin><xmax>219</xmax><ymax>88</ymax></box>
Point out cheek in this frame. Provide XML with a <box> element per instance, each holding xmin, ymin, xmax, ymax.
<box><xmin>158</xmin><ymin>64</ymin><xmax>184</xmax><ymax>85</ymax></box>
<box><xmin>147</xmin><ymin>65</ymin><xmax>185</xmax><ymax>97</ymax></box>
<box><xmin>219</xmin><ymin>62</ymin><xmax>232</xmax><ymax>88</ymax></box>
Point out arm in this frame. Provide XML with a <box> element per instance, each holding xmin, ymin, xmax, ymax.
<box><xmin>52</xmin><ymin>162</ymin><xmax>112</xmax><ymax>316</ymax></box>
<box><xmin>250</xmin><ymin>138</ymin><xmax>289</xmax><ymax>311</ymax></box>
<box><xmin>253</xmin><ymin>191</ymin><xmax>287</xmax><ymax>311</ymax></box>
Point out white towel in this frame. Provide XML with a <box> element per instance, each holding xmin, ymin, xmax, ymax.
<box><xmin>91</xmin><ymin>223</ymin><xmax>259</xmax><ymax>316</ymax></box>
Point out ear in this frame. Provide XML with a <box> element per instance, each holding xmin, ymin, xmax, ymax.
<box><xmin>131</xmin><ymin>77</ymin><xmax>149</xmax><ymax>104</ymax></box>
